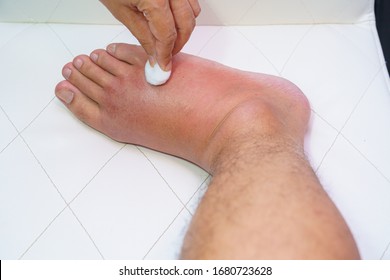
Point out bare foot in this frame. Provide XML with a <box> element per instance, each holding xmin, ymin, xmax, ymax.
<box><xmin>55</xmin><ymin>43</ymin><xmax>310</xmax><ymax>172</ymax></box>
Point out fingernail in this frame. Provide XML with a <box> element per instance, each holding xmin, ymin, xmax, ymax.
<box><xmin>107</xmin><ymin>44</ymin><xmax>116</xmax><ymax>54</ymax></box>
<box><xmin>56</xmin><ymin>90</ymin><xmax>74</xmax><ymax>104</ymax></box>
<box><xmin>90</xmin><ymin>53</ymin><xmax>98</xmax><ymax>62</ymax></box>
<box><xmin>164</xmin><ymin>60</ymin><xmax>172</xmax><ymax>72</ymax></box>
<box><xmin>149</xmin><ymin>56</ymin><xmax>156</xmax><ymax>67</ymax></box>
<box><xmin>74</xmin><ymin>58</ymin><xmax>83</xmax><ymax>69</ymax></box>
<box><xmin>63</xmin><ymin>67</ymin><xmax>71</xmax><ymax>79</ymax></box>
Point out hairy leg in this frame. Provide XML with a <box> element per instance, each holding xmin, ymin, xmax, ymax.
<box><xmin>56</xmin><ymin>44</ymin><xmax>360</xmax><ymax>259</ymax></box>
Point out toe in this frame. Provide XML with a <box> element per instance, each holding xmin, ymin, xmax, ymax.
<box><xmin>73</xmin><ymin>55</ymin><xmax>115</xmax><ymax>89</ymax></box>
<box><xmin>55</xmin><ymin>80</ymin><xmax>102</xmax><ymax>129</ymax></box>
<box><xmin>90</xmin><ymin>49</ymin><xmax>129</xmax><ymax>77</ymax></box>
<box><xmin>106</xmin><ymin>43</ymin><xmax>147</xmax><ymax>66</ymax></box>
<box><xmin>62</xmin><ymin>62</ymin><xmax>103</xmax><ymax>103</ymax></box>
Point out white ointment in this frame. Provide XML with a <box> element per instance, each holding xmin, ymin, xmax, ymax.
<box><xmin>145</xmin><ymin>60</ymin><xmax>171</xmax><ymax>86</ymax></box>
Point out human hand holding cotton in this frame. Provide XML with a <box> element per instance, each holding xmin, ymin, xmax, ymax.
<box><xmin>100</xmin><ymin>0</ymin><xmax>201</xmax><ymax>86</ymax></box>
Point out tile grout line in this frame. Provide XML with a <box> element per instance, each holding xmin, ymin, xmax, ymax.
<box><xmin>236</xmin><ymin>28</ymin><xmax>281</xmax><ymax>76</ymax></box>
<box><xmin>236</xmin><ymin>0</ymin><xmax>259</xmax><ymax>25</ymax></box>
<box><xmin>67</xmin><ymin>205</ymin><xmax>105</xmax><ymax>260</ymax></box>
<box><xmin>327</xmin><ymin>24</ymin><xmax>381</xmax><ymax>67</ymax></box>
<box><xmin>316</xmin><ymin>63</ymin><xmax>385</xmax><ymax>172</ymax></box>
<box><xmin>280</xmin><ymin>24</ymin><xmax>315</xmax><ymax>75</ymax></box>
<box><xmin>63</xmin><ymin>144</ymin><xmax>128</xmax><ymax>258</ymax></box>
<box><xmin>142</xmin><ymin>207</ymin><xmax>186</xmax><ymax>260</ymax></box>
<box><xmin>340</xmin><ymin>133</ymin><xmax>390</xmax><ymax>183</ymax></box>
<box><xmin>380</xmin><ymin>241</ymin><xmax>390</xmax><ymax>260</ymax></box>
<box><xmin>196</xmin><ymin>26</ymin><xmax>223</xmax><ymax>56</ymax></box>
<box><xmin>0</xmin><ymin>95</ymin><xmax>57</xmax><ymax>156</ymax></box>
<box><xmin>338</xmin><ymin>63</ymin><xmax>385</xmax><ymax>133</ymax></box>
<box><xmin>20</xmin><ymin>135</ymin><xmax>68</xmax><ymax>203</ymax></box>
<box><xmin>0</xmin><ymin>22</ymin><xmax>34</xmax><ymax>51</ymax></box>
<box><xmin>47</xmin><ymin>23</ymin><xmax>75</xmax><ymax>57</ymax></box>
<box><xmin>0</xmin><ymin>105</ymin><xmax>19</xmax><ymax>155</ymax></box>
<box><xmin>0</xmin><ymin>134</ymin><xmax>18</xmax><ymax>155</ymax></box>
<box><xmin>183</xmin><ymin>174</ymin><xmax>212</xmax><ymax>216</ymax></box>
<box><xmin>67</xmin><ymin>144</ymin><xmax>127</xmax><ymax>206</ymax></box>
<box><xmin>310</xmin><ymin>109</ymin><xmax>339</xmax><ymax>132</ymax></box>
<box><xmin>28</xmin><ymin>143</ymin><xmax>127</xmax><ymax>260</ymax></box>
<box><xmin>18</xmin><ymin>205</ymin><xmax>68</xmax><ymax>259</ymax></box>
<box><xmin>300</xmin><ymin>0</ymin><xmax>317</xmax><ymax>24</ymax></box>
<box><xmin>136</xmin><ymin>147</ymin><xmax>187</xmax><ymax>207</ymax></box>
<box><xmin>367</xmin><ymin>17</ymin><xmax>390</xmax><ymax>76</ymax></box>
<box><xmin>20</xmin><ymin>97</ymin><xmax>57</xmax><ymax>135</ymax></box>
<box><xmin>46</xmin><ymin>0</ymin><xmax>64</xmax><ymax>23</ymax></box>
<box><xmin>7</xmin><ymin>86</ymin><xmax>124</xmax><ymax>260</ymax></box>
<box><xmin>315</xmin><ymin>131</ymin><xmax>340</xmax><ymax>173</ymax></box>
<box><xmin>1</xmin><ymin>101</ymin><xmax>69</xmax><ymax>206</ymax></box>
<box><xmin>109</xmin><ymin>26</ymin><xmax>134</xmax><ymax>43</ymax></box>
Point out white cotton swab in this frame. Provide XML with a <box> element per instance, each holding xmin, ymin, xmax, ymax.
<box><xmin>144</xmin><ymin>60</ymin><xmax>171</xmax><ymax>86</ymax></box>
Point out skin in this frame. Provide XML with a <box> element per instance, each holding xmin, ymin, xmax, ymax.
<box><xmin>99</xmin><ymin>0</ymin><xmax>201</xmax><ymax>70</ymax></box>
<box><xmin>55</xmin><ymin>43</ymin><xmax>360</xmax><ymax>259</ymax></box>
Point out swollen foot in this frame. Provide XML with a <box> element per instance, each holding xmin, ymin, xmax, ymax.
<box><xmin>55</xmin><ymin>43</ymin><xmax>309</xmax><ymax>172</ymax></box>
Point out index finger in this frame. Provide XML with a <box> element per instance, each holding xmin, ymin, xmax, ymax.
<box><xmin>170</xmin><ymin>0</ymin><xmax>196</xmax><ymax>55</ymax></box>
<box><xmin>139</xmin><ymin>0</ymin><xmax>177</xmax><ymax>71</ymax></box>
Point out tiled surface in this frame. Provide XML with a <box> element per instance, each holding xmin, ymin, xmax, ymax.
<box><xmin>317</xmin><ymin>136</ymin><xmax>390</xmax><ymax>259</ymax></box>
<box><xmin>1</xmin><ymin>15</ymin><xmax>390</xmax><ymax>260</ymax></box>
<box><xmin>21</xmin><ymin>208</ymin><xmax>102</xmax><ymax>260</ymax></box>
<box><xmin>0</xmin><ymin>137</ymin><xmax>66</xmax><ymax>259</ymax></box>
<box><xmin>144</xmin><ymin>209</ymin><xmax>193</xmax><ymax>260</ymax></box>
<box><xmin>70</xmin><ymin>145</ymin><xmax>184</xmax><ymax>259</ymax></box>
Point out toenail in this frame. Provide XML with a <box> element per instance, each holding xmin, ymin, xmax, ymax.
<box><xmin>107</xmin><ymin>44</ymin><xmax>116</xmax><ymax>54</ymax></box>
<box><xmin>74</xmin><ymin>58</ymin><xmax>83</xmax><ymax>69</ymax></box>
<box><xmin>63</xmin><ymin>67</ymin><xmax>71</xmax><ymax>79</ymax></box>
<box><xmin>56</xmin><ymin>90</ymin><xmax>74</xmax><ymax>104</ymax></box>
<box><xmin>90</xmin><ymin>53</ymin><xmax>98</xmax><ymax>62</ymax></box>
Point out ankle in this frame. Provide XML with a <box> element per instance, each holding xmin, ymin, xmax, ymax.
<box><xmin>202</xmin><ymin>83</ymin><xmax>310</xmax><ymax>173</ymax></box>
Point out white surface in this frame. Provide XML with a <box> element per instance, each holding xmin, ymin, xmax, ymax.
<box><xmin>1</xmin><ymin>0</ymin><xmax>390</xmax><ymax>260</ymax></box>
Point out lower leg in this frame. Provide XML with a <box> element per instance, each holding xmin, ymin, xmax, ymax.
<box><xmin>182</xmin><ymin>134</ymin><xmax>360</xmax><ymax>259</ymax></box>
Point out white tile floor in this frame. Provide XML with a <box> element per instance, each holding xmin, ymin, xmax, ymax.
<box><xmin>0</xmin><ymin>21</ymin><xmax>389</xmax><ymax>260</ymax></box>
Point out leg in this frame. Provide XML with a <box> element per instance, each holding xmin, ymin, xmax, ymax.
<box><xmin>55</xmin><ymin>44</ymin><xmax>360</xmax><ymax>259</ymax></box>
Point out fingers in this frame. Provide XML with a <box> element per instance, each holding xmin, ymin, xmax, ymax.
<box><xmin>170</xmin><ymin>0</ymin><xmax>197</xmax><ymax>55</ymax></box>
<box><xmin>118</xmin><ymin>7</ymin><xmax>157</xmax><ymax>60</ymax></box>
<box><xmin>101</xmin><ymin>0</ymin><xmax>201</xmax><ymax>70</ymax></box>
<box><xmin>187</xmin><ymin>0</ymin><xmax>202</xmax><ymax>17</ymax></box>
<box><xmin>100</xmin><ymin>0</ymin><xmax>157</xmax><ymax>62</ymax></box>
<box><xmin>138</xmin><ymin>0</ymin><xmax>176</xmax><ymax>71</ymax></box>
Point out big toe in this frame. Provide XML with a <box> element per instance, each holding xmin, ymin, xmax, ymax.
<box><xmin>55</xmin><ymin>80</ymin><xmax>102</xmax><ymax>129</ymax></box>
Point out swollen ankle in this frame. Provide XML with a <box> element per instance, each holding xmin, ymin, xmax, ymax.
<box><xmin>202</xmin><ymin>86</ymin><xmax>310</xmax><ymax>173</ymax></box>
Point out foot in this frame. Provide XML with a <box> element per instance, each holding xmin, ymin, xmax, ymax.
<box><xmin>55</xmin><ymin>43</ymin><xmax>310</xmax><ymax>172</ymax></box>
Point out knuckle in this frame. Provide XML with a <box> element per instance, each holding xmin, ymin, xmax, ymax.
<box><xmin>154</xmin><ymin>0</ymin><xmax>166</xmax><ymax>7</ymax></box>
<box><xmin>194</xmin><ymin>5</ymin><xmax>201</xmax><ymax>17</ymax></box>
<box><xmin>142</xmin><ymin>0</ymin><xmax>167</xmax><ymax>14</ymax></box>
<box><xmin>183</xmin><ymin>17</ymin><xmax>196</xmax><ymax>32</ymax></box>
<box><xmin>138</xmin><ymin>38</ymin><xmax>154</xmax><ymax>50</ymax></box>
<box><xmin>160</xmin><ymin>29</ymin><xmax>177</xmax><ymax>44</ymax></box>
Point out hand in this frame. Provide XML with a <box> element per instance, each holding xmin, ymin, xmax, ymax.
<box><xmin>100</xmin><ymin>0</ymin><xmax>201</xmax><ymax>71</ymax></box>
